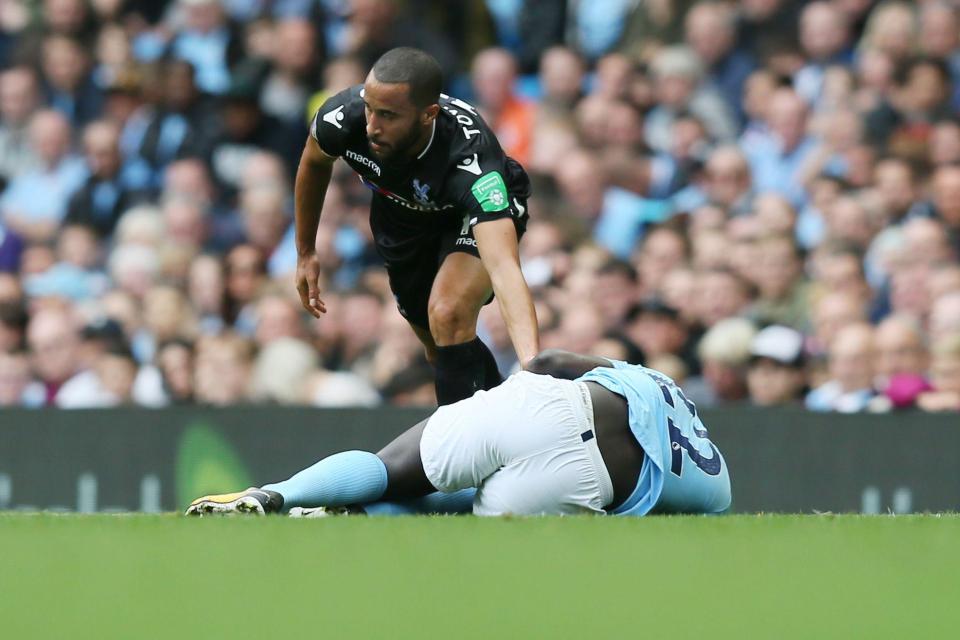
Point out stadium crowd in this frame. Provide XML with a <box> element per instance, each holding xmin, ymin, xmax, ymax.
<box><xmin>0</xmin><ymin>0</ymin><xmax>959</xmax><ymax>411</ymax></box>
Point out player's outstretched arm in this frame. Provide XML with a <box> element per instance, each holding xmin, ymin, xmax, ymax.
<box><xmin>474</xmin><ymin>218</ymin><xmax>540</xmax><ymax>367</ymax></box>
<box><xmin>526</xmin><ymin>349</ymin><xmax>614</xmax><ymax>380</ymax></box>
<box><xmin>294</xmin><ymin>134</ymin><xmax>336</xmax><ymax>318</ymax></box>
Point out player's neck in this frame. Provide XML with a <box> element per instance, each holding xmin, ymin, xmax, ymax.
<box><xmin>406</xmin><ymin>121</ymin><xmax>436</xmax><ymax>161</ymax></box>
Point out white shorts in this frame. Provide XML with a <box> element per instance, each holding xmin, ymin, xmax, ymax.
<box><xmin>420</xmin><ymin>372</ymin><xmax>615</xmax><ymax>516</ymax></box>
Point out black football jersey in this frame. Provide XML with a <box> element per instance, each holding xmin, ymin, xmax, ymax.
<box><xmin>310</xmin><ymin>85</ymin><xmax>531</xmax><ymax>239</ymax></box>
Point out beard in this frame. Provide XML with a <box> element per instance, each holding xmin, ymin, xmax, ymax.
<box><xmin>368</xmin><ymin>123</ymin><xmax>424</xmax><ymax>166</ymax></box>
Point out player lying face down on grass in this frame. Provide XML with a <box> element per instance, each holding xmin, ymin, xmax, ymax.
<box><xmin>294</xmin><ymin>47</ymin><xmax>539</xmax><ymax>406</ymax></box>
<box><xmin>186</xmin><ymin>350</ymin><xmax>732</xmax><ymax>517</ymax></box>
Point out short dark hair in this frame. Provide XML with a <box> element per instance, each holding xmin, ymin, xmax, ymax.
<box><xmin>371</xmin><ymin>47</ymin><xmax>442</xmax><ymax>108</ymax></box>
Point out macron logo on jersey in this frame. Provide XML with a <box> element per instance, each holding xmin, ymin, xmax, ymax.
<box><xmin>345</xmin><ymin>149</ymin><xmax>381</xmax><ymax>176</ymax></box>
<box><xmin>456</xmin><ymin>154</ymin><xmax>482</xmax><ymax>176</ymax></box>
<box><xmin>323</xmin><ymin>105</ymin><xmax>345</xmax><ymax>129</ymax></box>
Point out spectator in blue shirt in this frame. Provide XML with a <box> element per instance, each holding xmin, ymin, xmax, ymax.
<box><xmin>684</xmin><ymin>1</ymin><xmax>756</xmax><ymax>123</ymax></box>
<box><xmin>0</xmin><ymin>109</ymin><xmax>85</xmax><ymax>243</ymax></box>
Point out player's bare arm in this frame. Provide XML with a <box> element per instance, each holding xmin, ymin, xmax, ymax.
<box><xmin>474</xmin><ymin>218</ymin><xmax>540</xmax><ymax>367</ymax></box>
<box><xmin>293</xmin><ymin>134</ymin><xmax>336</xmax><ymax>318</ymax></box>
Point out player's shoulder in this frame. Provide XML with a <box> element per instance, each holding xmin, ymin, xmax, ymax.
<box><xmin>437</xmin><ymin>93</ymin><xmax>501</xmax><ymax>155</ymax></box>
<box><xmin>311</xmin><ymin>85</ymin><xmax>365</xmax><ymax>146</ymax></box>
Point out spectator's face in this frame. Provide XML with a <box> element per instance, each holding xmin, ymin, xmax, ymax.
<box><xmin>472</xmin><ymin>49</ymin><xmax>516</xmax><ymax>113</ymax></box>
<box><xmin>144</xmin><ymin>287</ymin><xmax>188</xmax><ymax>342</ymax></box>
<box><xmin>83</xmin><ymin>124</ymin><xmax>121</xmax><ymax>178</ymax></box>
<box><xmin>188</xmin><ymin>256</ymin><xmax>224</xmax><ymax>315</ymax></box>
<box><xmin>929</xmin><ymin>266</ymin><xmax>960</xmax><ymax>300</ymax></box>
<box><xmin>29</xmin><ymin>112</ymin><xmax>71</xmax><ymax>166</ymax></box>
<box><xmin>932</xmin><ymin>168</ymin><xmax>960</xmax><ymax>225</ymax></box>
<box><xmin>540</xmin><ymin>49</ymin><xmax>583</xmax><ymax>106</ymax></box>
<box><xmin>194</xmin><ymin>340</ymin><xmax>250</xmax><ymax>405</ymax></box>
<box><xmin>595</xmin><ymin>54</ymin><xmax>632</xmax><ymax>100</ymax></box>
<box><xmin>929</xmin><ymin>295</ymin><xmax>960</xmax><ymax>344</ymax></box>
<box><xmin>671</xmin><ymin>117</ymin><xmax>707</xmax><ymax>161</ymax></box>
<box><xmin>903</xmin><ymin>219</ymin><xmax>953</xmax><ymax>267</ymax></box>
<box><xmin>829</xmin><ymin>326</ymin><xmax>874</xmax><ymax>392</ymax></box>
<box><xmin>813</xmin><ymin>294</ymin><xmax>864</xmax><ymax>349</ymax></box>
<box><xmin>362</xmin><ymin>74</ymin><xmax>434</xmax><ymax>163</ymax></box>
<box><xmin>95</xmin><ymin>23</ymin><xmax>129</xmax><ymax>67</ymax></box>
<box><xmin>768</xmin><ymin>91</ymin><xmax>808</xmax><ymax>150</ymax></box>
<box><xmin>874</xmin><ymin>161</ymin><xmax>916</xmax><ymax>217</ymax></box>
<box><xmin>754</xmin><ymin>238</ymin><xmax>800</xmax><ymax>300</ymax></box>
<box><xmin>554</xmin><ymin>152</ymin><xmax>605</xmax><ymax>219</ymax></box>
<box><xmin>95</xmin><ymin>352</ymin><xmax>136</xmax><ymax>402</ymax></box>
<box><xmin>743</xmin><ymin>71</ymin><xmax>776</xmax><ymax>122</ymax></box>
<box><xmin>697</xmin><ymin>272</ymin><xmax>748</xmax><ymax>327</ymax></box>
<box><xmin>44</xmin><ymin>0</ymin><xmax>86</xmax><ymax>33</ymax></box>
<box><xmin>702</xmin><ymin>359</ymin><xmax>747</xmax><ymax>402</ymax></box>
<box><xmin>871</xmin><ymin>6</ymin><xmax>916</xmax><ymax>61</ymax></box>
<box><xmin>255</xmin><ymin>297</ymin><xmax>303</xmax><ymax>346</ymax></box>
<box><xmin>930</xmin><ymin>122</ymin><xmax>960</xmax><ymax>166</ymax></box>
<box><xmin>184</xmin><ymin>0</ymin><xmax>224</xmax><ymax>33</ymax></box>
<box><xmin>57</xmin><ymin>225</ymin><xmax>99</xmax><ymax>268</ymax></box>
<box><xmin>27</xmin><ymin>312</ymin><xmax>80</xmax><ymax>384</ymax></box>
<box><xmin>874</xmin><ymin>321</ymin><xmax>927</xmax><ymax>379</ymax></box>
<box><xmin>930</xmin><ymin>353</ymin><xmax>960</xmax><ymax>393</ymax></box>
<box><xmin>557</xmin><ymin>306</ymin><xmax>603</xmax><ymax>354</ymax></box>
<box><xmin>857</xmin><ymin>48</ymin><xmax>894</xmax><ymax>92</ymax></box>
<box><xmin>753</xmin><ymin>195</ymin><xmax>796</xmax><ymax>236</ymax></box>
<box><xmin>0</xmin><ymin>353</ymin><xmax>31</xmax><ymax>406</ymax></box>
<box><xmin>747</xmin><ymin>359</ymin><xmax>805</xmax><ymax>406</ymax></box>
<box><xmin>801</xmin><ymin>3</ymin><xmax>847</xmax><ymax>59</ymax></box>
<box><xmin>273</xmin><ymin>20</ymin><xmax>316</xmax><ymax>76</ymax></box>
<box><xmin>241</xmin><ymin>189</ymin><xmax>287</xmax><ymax>253</ymax></box>
<box><xmin>890</xmin><ymin>262</ymin><xmax>932</xmax><ymax>319</ymax></box>
<box><xmin>629</xmin><ymin>313</ymin><xmax>686</xmax><ymax>358</ymax></box>
<box><xmin>816</xmin><ymin>253</ymin><xmax>868</xmax><ymax>302</ymax></box>
<box><xmin>0</xmin><ymin>69</ymin><xmax>39</xmax><ymax>126</ymax></box>
<box><xmin>226</xmin><ymin>246</ymin><xmax>264</xmax><ymax>304</ymax></box>
<box><xmin>661</xmin><ymin>268</ymin><xmax>698</xmax><ymax>322</ymax></box>
<box><xmin>705</xmin><ymin>150</ymin><xmax>750</xmax><ymax>207</ymax></box>
<box><xmin>591</xmin><ymin>271</ymin><xmax>636</xmax><ymax>329</ymax></box>
<box><xmin>20</xmin><ymin>244</ymin><xmax>57</xmax><ymax>277</ymax></box>
<box><xmin>42</xmin><ymin>38</ymin><xmax>87</xmax><ymax>91</ymax></box>
<box><xmin>605</xmin><ymin>102</ymin><xmax>644</xmax><ymax>149</ymax></box>
<box><xmin>164</xmin><ymin>63</ymin><xmax>197</xmax><ymax>111</ymax></box>
<box><xmin>158</xmin><ymin>342</ymin><xmax>193</xmax><ymax>401</ymax></box>
<box><xmin>920</xmin><ymin>5</ymin><xmax>958</xmax><ymax>58</ymax></box>
<box><xmin>573</xmin><ymin>96</ymin><xmax>610</xmax><ymax>149</ymax></box>
<box><xmin>826</xmin><ymin>197</ymin><xmax>873</xmax><ymax>248</ymax></box>
<box><xmin>685</xmin><ymin>5</ymin><xmax>734</xmax><ymax>65</ymax></box>
<box><xmin>164</xmin><ymin>201</ymin><xmax>206</xmax><ymax>249</ymax></box>
<box><xmin>691</xmin><ymin>231</ymin><xmax>728</xmax><ymax>270</ymax></box>
<box><xmin>903</xmin><ymin>64</ymin><xmax>947</xmax><ymax>114</ymax></box>
<box><xmin>165</xmin><ymin>161</ymin><xmax>214</xmax><ymax>206</ymax></box>
<box><xmin>638</xmin><ymin>230</ymin><xmax>686</xmax><ymax>293</ymax></box>
<box><xmin>340</xmin><ymin>294</ymin><xmax>383</xmax><ymax>353</ymax></box>
<box><xmin>656</xmin><ymin>74</ymin><xmax>695</xmax><ymax>108</ymax></box>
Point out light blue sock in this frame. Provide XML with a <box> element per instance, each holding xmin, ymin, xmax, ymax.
<box><xmin>363</xmin><ymin>489</ymin><xmax>477</xmax><ymax>516</ymax></box>
<box><xmin>262</xmin><ymin>451</ymin><xmax>388</xmax><ymax>509</ymax></box>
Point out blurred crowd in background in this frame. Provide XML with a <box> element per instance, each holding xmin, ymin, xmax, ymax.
<box><xmin>0</xmin><ymin>0</ymin><xmax>959</xmax><ymax>411</ymax></box>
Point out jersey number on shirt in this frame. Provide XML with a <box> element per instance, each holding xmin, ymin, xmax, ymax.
<box><xmin>650</xmin><ymin>373</ymin><xmax>723</xmax><ymax>478</ymax></box>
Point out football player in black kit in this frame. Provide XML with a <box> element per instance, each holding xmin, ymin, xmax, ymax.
<box><xmin>294</xmin><ymin>47</ymin><xmax>539</xmax><ymax>405</ymax></box>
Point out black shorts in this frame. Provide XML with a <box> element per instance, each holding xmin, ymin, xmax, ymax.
<box><xmin>371</xmin><ymin>198</ymin><xmax>527</xmax><ymax>330</ymax></box>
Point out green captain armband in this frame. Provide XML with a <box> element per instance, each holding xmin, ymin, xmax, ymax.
<box><xmin>471</xmin><ymin>172</ymin><xmax>510</xmax><ymax>213</ymax></box>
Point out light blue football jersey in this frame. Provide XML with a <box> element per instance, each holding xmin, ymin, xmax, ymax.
<box><xmin>578</xmin><ymin>360</ymin><xmax>731</xmax><ymax>516</ymax></box>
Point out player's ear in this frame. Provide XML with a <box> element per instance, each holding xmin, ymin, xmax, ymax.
<box><xmin>422</xmin><ymin>104</ymin><xmax>440</xmax><ymax>125</ymax></box>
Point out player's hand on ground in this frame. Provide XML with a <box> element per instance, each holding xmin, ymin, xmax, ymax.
<box><xmin>295</xmin><ymin>252</ymin><xmax>326</xmax><ymax>317</ymax></box>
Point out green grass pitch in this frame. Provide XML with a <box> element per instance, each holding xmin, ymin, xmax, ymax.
<box><xmin>1</xmin><ymin>514</ymin><xmax>957</xmax><ymax>639</ymax></box>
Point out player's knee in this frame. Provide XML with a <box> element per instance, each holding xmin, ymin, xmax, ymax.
<box><xmin>428</xmin><ymin>298</ymin><xmax>473</xmax><ymax>342</ymax></box>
